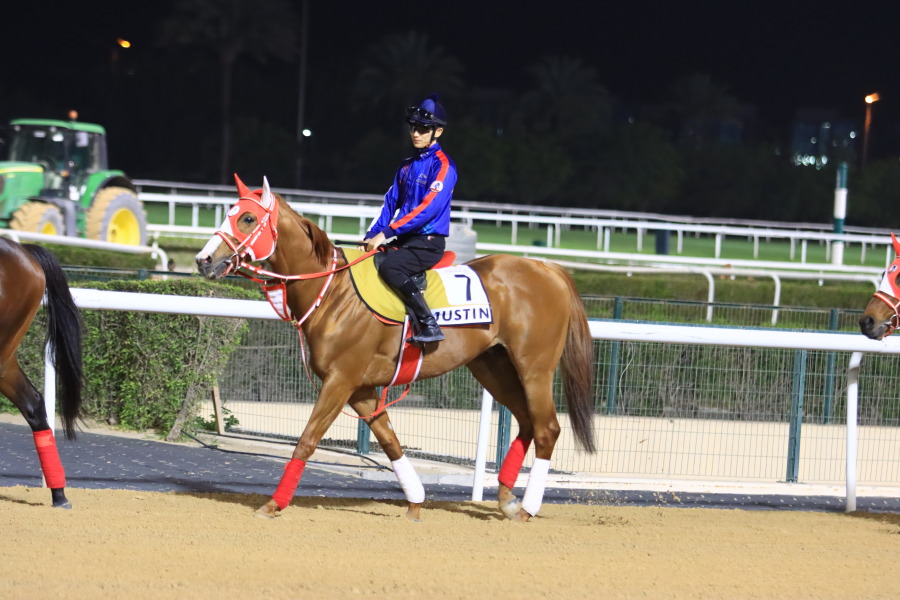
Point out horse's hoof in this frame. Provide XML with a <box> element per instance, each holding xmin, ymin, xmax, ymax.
<box><xmin>255</xmin><ymin>500</ymin><xmax>279</xmax><ymax>518</ymax></box>
<box><xmin>405</xmin><ymin>502</ymin><xmax>423</xmax><ymax>522</ymax></box>
<box><xmin>499</xmin><ymin>497</ymin><xmax>521</xmax><ymax>520</ymax></box>
<box><xmin>52</xmin><ymin>501</ymin><xmax>72</xmax><ymax>510</ymax></box>
<box><xmin>513</xmin><ymin>508</ymin><xmax>533</xmax><ymax>523</ymax></box>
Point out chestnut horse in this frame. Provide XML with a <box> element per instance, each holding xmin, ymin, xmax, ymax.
<box><xmin>196</xmin><ymin>176</ymin><xmax>596</xmax><ymax>521</ymax></box>
<box><xmin>0</xmin><ymin>238</ymin><xmax>83</xmax><ymax>507</ymax></box>
<box><xmin>860</xmin><ymin>232</ymin><xmax>900</xmax><ymax>340</ymax></box>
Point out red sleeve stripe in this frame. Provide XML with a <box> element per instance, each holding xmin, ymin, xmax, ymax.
<box><xmin>391</xmin><ymin>151</ymin><xmax>450</xmax><ymax>230</ymax></box>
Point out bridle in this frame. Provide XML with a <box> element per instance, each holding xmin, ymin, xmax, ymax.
<box><xmin>872</xmin><ymin>291</ymin><xmax>900</xmax><ymax>336</ymax></box>
<box><xmin>209</xmin><ymin>174</ymin><xmax>281</xmax><ymax>271</ymax></box>
<box><xmin>210</xmin><ymin>174</ymin><xmax>376</xmax><ymax>290</ymax></box>
<box><xmin>870</xmin><ymin>232</ymin><xmax>900</xmax><ymax>337</ymax></box>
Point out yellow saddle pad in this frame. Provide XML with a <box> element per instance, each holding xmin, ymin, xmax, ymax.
<box><xmin>343</xmin><ymin>248</ymin><xmax>492</xmax><ymax>326</ymax></box>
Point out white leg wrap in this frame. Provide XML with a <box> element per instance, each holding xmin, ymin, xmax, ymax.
<box><xmin>521</xmin><ymin>458</ymin><xmax>550</xmax><ymax>517</ymax></box>
<box><xmin>392</xmin><ymin>455</ymin><xmax>425</xmax><ymax>504</ymax></box>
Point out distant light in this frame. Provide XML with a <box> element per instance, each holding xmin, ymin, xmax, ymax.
<box><xmin>302</xmin><ymin>129</ymin><xmax>312</xmax><ymax>137</ymax></box>
<box><xmin>850</xmin><ymin>131</ymin><xmax>857</xmax><ymax>139</ymax></box>
<box><xmin>865</xmin><ymin>93</ymin><xmax>880</xmax><ymax>104</ymax></box>
<box><xmin>117</xmin><ymin>38</ymin><xmax>132</xmax><ymax>49</ymax></box>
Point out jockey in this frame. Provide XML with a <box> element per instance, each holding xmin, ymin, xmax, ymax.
<box><xmin>363</xmin><ymin>94</ymin><xmax>458</xmax><ymax>344</ymax></box>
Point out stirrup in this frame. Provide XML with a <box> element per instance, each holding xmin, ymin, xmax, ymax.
<box><xmin>410</xmin><ymin>322</ymin><xmax>444</xmax><ymax>344</ymax></box>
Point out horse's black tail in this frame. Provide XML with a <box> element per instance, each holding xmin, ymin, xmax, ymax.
<box><xmin>24</xmin><ymin>245</ymin><xmax>84</xmax><ymax>440</ymax></box>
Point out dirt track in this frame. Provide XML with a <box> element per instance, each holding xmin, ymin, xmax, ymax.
<box><xmin>0</xmin><ymin>485</ymin><xmax>898</xmax><ymax>600</ymax></box>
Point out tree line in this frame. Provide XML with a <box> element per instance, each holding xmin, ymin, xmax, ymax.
<box><xmin>3</xmin><ymin>0</ymin><xmax>897</xmax><ymax>227</ymax></box>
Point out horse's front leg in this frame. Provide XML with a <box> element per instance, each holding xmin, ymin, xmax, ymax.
<box><xmin>256</xmin><ymin>378</ymin><xmax>355</xmax><ymax>518</ymax></box>
<box><xmin>349</xmin><ymin>389</ymin><xmax>424</xmax><ymax>521</ymax></box>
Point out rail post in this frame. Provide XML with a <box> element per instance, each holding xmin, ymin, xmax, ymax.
<box><xmin>606</xmin><ymin>297</ymin><xmax>624</xmax><ymax>415</ymax></box>
<box><xmin>845</xmin><ymin>352</ymin><xmax>863</xmax><ymax>512</ymax></box>
<box><xmin>785</xmin><ymin>349</ymin><xmax>807</xmax><ymax>482</ymax></box>
<box><xmin>494</xmin><ymin>405</ymin><xmax>512</xmax><ymax>470</ymax></box>
<box><xmin>832</xmin><ymin>162</ymin><xmax>848</xmax><ymax>265</ymax></box>
<box><xmin>823</xmin><ymin>309</ymin><xmax>840</xmax><ymax>424</ymax></box>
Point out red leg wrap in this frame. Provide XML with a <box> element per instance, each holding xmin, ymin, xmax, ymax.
<box><xmin>498</xmin><ymin>436</ymin><xmax>531</xmax><ymax>489</ymax></box>
<box><xmin>33</xmin><ymin>429</ymin><xmax>66</xmax><ymax>489</ymax></box>
<box><xmin>272</xmin><ymin>458</ymin><xmax>306</xmax><ymax>510</ymax></box>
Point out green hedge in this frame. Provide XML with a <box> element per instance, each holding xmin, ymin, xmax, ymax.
<box><xmin>8</xmin><ymin>278</ymin><xmax>260</xmax><ymax>435</ymax></box>
<box><xmin>44</xmin><ymin>243</ymin><xmax>158</xmax><ymax>270</ymax></box>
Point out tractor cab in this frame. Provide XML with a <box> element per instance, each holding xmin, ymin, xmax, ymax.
<box><xmin>8</xmin><ymin>119</ymin><xmax>107</xmax><ymax>198</ymax></box>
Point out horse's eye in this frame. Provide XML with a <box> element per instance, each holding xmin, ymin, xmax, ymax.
<box><xmin>243</xmin><ymin>215</ymin><xmax>255</xmax><ymax>224</ymax></box>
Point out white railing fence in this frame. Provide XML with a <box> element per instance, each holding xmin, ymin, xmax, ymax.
<box><xmin>0</xmin><ymin>229</ymin><xmax>168</xmax><ymax>269</ymax></box>
<box><xmin>132</xmin><ymin>180</ymin><xmax>894</xmax><ymax>272</ymax></box>
<box><xmin>40</xmin><ymin>289</ymin><xmax>900</xmax><ymax>512</ymax></box>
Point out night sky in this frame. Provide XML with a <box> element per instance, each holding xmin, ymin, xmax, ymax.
<box><xmin>4</xmin><ymin>1</ymin><xmax>899</xmax><ymax>168</ymax></box>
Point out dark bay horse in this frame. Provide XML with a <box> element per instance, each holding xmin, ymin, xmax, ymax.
<box><xmin>196</xmin><ymin>176</ymin><xmax>596</xmax><ymax>521</ymax></box>
<box><xmin>0</xmin><ymin>237</ymin><xmax>83</xmax><ymax>507</ymax></box>
<box><xmin>860</xmin><ymin>232</ymin><xmax>900</xmax><ymax>340</ymax></box>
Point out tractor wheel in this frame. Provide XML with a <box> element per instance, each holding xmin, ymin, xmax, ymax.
<box><xmin>9</xmin><ymin>202</ymin><xmax>66</xmax><ymax>236</ymax></box>
<box><xmin>86</xmin><ymin>187</ymin><xmax>148</xmax><ymax>246</ymax></box>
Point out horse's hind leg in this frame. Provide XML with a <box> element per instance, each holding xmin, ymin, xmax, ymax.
<box><xmin>0</xmin><ymin>359</ymin><xmax>71</xmax><ymax>508</ymax></box>
<box><xmin>467</xmin><ymin>348</ymin><xmax>539</xmax><ymax>522</ymax></box>
<box><xmin>349</xmin><ymin>388</ymin><xmax>424</xmax><ymax>521</ymax></box>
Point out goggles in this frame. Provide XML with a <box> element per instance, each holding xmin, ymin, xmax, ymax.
<box><xmin>406</xmin><ymin>105</ymin><xmax>446</xmax><ymax>126</ymax></box>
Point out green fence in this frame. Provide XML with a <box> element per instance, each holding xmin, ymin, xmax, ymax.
<box><xmin>51</xmin><ymin>270</ymin><xmax>900</xmax><ymax>487</ymax></box>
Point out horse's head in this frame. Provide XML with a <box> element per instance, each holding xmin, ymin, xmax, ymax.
<box><xmin>860</xmin><ymin>232</ymin><xmax>900</xmax><ymax>339</ymax></box>
<box><xmin>196</xmin><ymin>174</ymin><xmax>280</xmax><ymax>279</ymax></box>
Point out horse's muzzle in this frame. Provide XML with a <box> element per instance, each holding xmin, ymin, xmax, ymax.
<box><xmin>859</xmin><ymin>314</ymin><xmax>890</xmax><ymax>340</ymax></box>
<box><xmin>196</xmin><ymin>254</ymin><xmax>234</xmax><ymax>280</ymax></box>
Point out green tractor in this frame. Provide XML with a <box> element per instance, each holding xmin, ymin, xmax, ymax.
<box><xmin>0</xmin><ymin>115</ymin><xmax>147</xmax><ymax>245</ymax></box>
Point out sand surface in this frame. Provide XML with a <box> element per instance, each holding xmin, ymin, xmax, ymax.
<box><xmin>1</xmin><ymin>485</ymin><xmax>898</xmax><ymax>599</ymax></box>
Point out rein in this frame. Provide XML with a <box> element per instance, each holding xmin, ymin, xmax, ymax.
<box><xmin>236</xmin><ymin>245</ymin><xmax>378</xmax><ymax>283</ymax></box>
<box><xmin>873</xmin><ymin>291</ymin><xmax>900</xmax><ymax>336</ymax></box>
<box><xmin>233</xmin><ymin>246</ymin><xmax>416</xmax><ymax>422</ymax></box>
<box><xmin>231</xmin><ymin>246</ymin><xmax>380</xmax><ymax>398</ymax></box>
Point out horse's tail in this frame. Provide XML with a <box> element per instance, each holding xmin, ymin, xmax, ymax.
<box><xmin>24</xmin><ymin>245</ymin><xmax>84</xmax><ymax>440</ymax></box>
<box><xmin>555</xmin><ymin>265</ymin><xmax>596</xmax><ymax>453</ymax></box>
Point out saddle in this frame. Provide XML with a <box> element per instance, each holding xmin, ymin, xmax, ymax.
<box><xmin>343</xmin><ymin>248</ymin><xmax>493</xmax><ymax>326</ymax></box>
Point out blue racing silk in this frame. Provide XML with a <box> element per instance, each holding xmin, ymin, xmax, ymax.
<box><xmin>366</xmin><ymin>142</ymin><xmax>457</xmax><ymax>239</ymax></box>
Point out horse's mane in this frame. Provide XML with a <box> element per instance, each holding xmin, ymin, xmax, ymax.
<box><xmin>277</xmin><ymin>194</ymin><xmax>333</xmax><ymax>266</ymax></box>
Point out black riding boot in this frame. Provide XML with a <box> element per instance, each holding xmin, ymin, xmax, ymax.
<box><xmin>395</xmin><ymin>279</ymin><xmax>444</xmax><ymax>344</ymax></box>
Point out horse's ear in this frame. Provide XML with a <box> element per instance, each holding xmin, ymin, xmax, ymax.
<box><xmin>234</xmin><ymin>173</ymin><xmax>252</xmax><ymax>199</ymax></box>
<box><xmin>892</xmin><ymin>232</ymin><xmax>900</xmax><ymax>257</ymax></box>
<box><xmin>261</xmin><ymin>176</ymin><xmax>275</xmax><ymax>210</ymax></box>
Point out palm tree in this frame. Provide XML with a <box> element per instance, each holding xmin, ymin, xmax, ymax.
<box><xmin>158</xmin><ymin>0</ymin><xmax>299</xmax><ymax>183</ymax></box>
<box><xmin>351</xmin><ymin>31</ymin><xmax>464</xmax><ymax>124</ymax></box>
<box><xmin>664</xmin><ymin>72</ymin><xmax>744</xmax><ymax>146</ymax></box>
<box><xmin>518</xmin><ymin>56</ymin><xmax>613</xmax><ymax>141</ymax></box>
